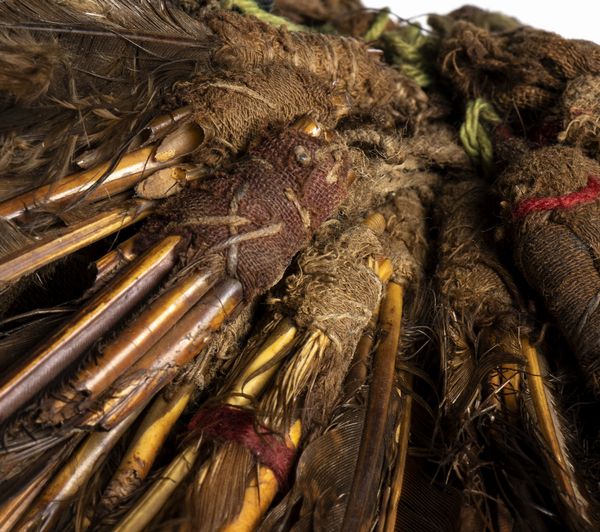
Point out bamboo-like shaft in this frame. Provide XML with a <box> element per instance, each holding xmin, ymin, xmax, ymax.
<box><xmin>381</xmin><ymin>375</ymin><xmax>413</xmax><ymax>532</ymax></box>
<box><xmin>93</xmin><ymin>234</ymin><xmax>140</xmax><ymax>286</ymax></box>
<box><xmin>0</xmin><ymin>235</ymin><xmax>181</xmax><ymax>423</ymax></box>
<box><xmin>99</xmin><ymin>383</ymin><xmax>195</xmax><ymax>512</ymax></box>
<box><xmin>343</xmin><ymin>282</ymin><xmax>404</xmax><ymax>532</ymax></box>
<box><xmin>153</xmin><ymin>122</ymin><xmax>204</xmax><ymax>162</ymax></box>
<box><xmin>113</xmin><ymin>443</ymin><xmax>202</xmax><ymax>532</ymax></box>
<box><xmin>41</xmin><ymin>268</ymin><xmax>219</xmax><ymax>424</ymax></box>
<box><xmin>0</xmin><ymin>148</ymin><xmax>159</xmax><ymax>221</ymax></box>
<box><xmin>521</xmin><ymin>338</ymin><xmax>585</xmax><ymax>510</ymax></box>
<box><xmin>227</xmin><ymin>318</ymin><xmax>297</xmax><ymax>407</ymax></box>
<box><xmin>0</xmin><ymin>117</ymin><xmax>202</xmax><ymax>221</ymax></box>
<box><xmin>113</xmin><ymin>320</ymin><xmax>298</xmax><ymax>531</ymax></box>
<box><xmin>138</xmin><ymin>106</ymin><xmax>193</xmax><ymax>145</ymax></box>
<box><xmin>0</xmin><ymin>199</ymin><xmax>155</xmax><ymax>284</ymax></box>
<box><xmin>102</xmin><ymin>319</ymin><xmax>297</xmax><ymax>505</ymax></box>
<box><xmin>83</xmin><ymin>278</ymin><xmax>244</xmax><ymax>429</ymax></box>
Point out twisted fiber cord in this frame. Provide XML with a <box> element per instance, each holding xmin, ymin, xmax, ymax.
<box><xmin>459</xmin><ymin>98</ymin><xmax>501</xmax><ymax>174</ymax></box>
<box><xmin>513</xmin><ymin>175</ymin><xmax>600</xmax><ymax>219</ymax></box>
<box><xmin>382</xmin><ymin>25</ymin><xmax>433</xmax><ymax>87</ymax></box>
<box><xmin>363</xmin><ymin>7</ymin><xmax>390</xmax><ymax>42</ymax></box>
<box><xmin>223</xmin><ymin>0</ymin><xmax>307</xmax><ymax>31</ymax></box>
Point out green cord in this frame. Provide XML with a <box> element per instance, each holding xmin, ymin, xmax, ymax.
<box><xmin>459</xmin><ymin>98</ymin><xmax>501</xmax><ymax>174</ymax></box>
<box><xmin>363</xmin><ymin>8</ymin><xmax>391</xmax><ymax>42</ymax></box>
<box><xmin>382</xmin><ymin>25</ymin><xmax>433</xmax><ymax>88</ymax></box>
<box><xmin>223</xmin><ymin>0</ymin><xmax>307</xmax><ymax>32</ymax></box>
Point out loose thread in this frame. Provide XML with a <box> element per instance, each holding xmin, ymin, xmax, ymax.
<box><xmin>459</xmin><ymin>98</ymin><xmax>501</xmax><ymax>175</ymax></box>
<box><xmin>363</xmin><ymin>8</ymin><xmax>391</xmax><ymax>42</ymax></box>
<box><xmin>188</xmin><ymin>405</ymin><xmax>296</xmax><ymax>487</ymax></box>
<box><xmin>382</xmin><ymin>25</ymin><xmax>433</xmax><ymax>87</ymax></box>
<box><xmin>223</xmin><ymin>0</ymin><xmax>307</xmax><ymax>32</ymax></box>
<box><xmin>513</xmin><ymin>175</ymin><xmax>600</xmax><ymax>219</ymax></box>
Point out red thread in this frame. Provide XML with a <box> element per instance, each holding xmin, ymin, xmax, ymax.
<box><xmin>513</xmin><ymin>176</ymin><xmax>600</xmax><ymax>219</ymax></box>
<box><xmin>188</xmin><ymin>405</ymin><xmax>296</xmax><ymax>486</ymax></box>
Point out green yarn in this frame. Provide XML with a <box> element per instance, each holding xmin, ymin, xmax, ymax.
<box><xmin>459</xmin><ymin>98</ymin><xmax>501</xmax><ymax>174</ymax></box>
<box><xmin>363</xmin><ymin>8</ymin><xmax>391</xmax><ymax>42</ymax></box>
<box><xmin>382</xmin><ymin>25</ymin><xmax>433</xmax><ymax>88</ymax></box>
<box><xmin>223</xmin><ymin>0</ymin><xmax>307</xmax><ymax>32</ymax></box>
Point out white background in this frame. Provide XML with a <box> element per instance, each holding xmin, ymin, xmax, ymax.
<box><xmin>363</xmin><ymin>1</ymin><xmax>598</xmax><ymax>42</ymax></box>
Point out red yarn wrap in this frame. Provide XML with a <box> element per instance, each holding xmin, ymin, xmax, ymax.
<box><xmin>188</xmin><ymin>405</ymin><xmax>296</xmax><ymax>487</ymax></box>
<box><xmin>513</xmin><ymin>176</ymin><xmax>600</xmax><ymax>219</ymax></box>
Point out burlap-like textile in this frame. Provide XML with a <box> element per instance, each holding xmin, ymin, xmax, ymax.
<box><xmin>143</xmin><ymin>127</ymin><xmax>351</xmax><ymax>300</ymax></box>
<box><xmin>437</xmin><ymin>19</ymin><xmax>600</xmax><ymax>114</ymax></box>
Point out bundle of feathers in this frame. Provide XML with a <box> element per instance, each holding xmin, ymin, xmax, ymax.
<box><xmin>1</xmin><ymin>1</ymin><xmax>600</xmax><ymax>531</ymax></box>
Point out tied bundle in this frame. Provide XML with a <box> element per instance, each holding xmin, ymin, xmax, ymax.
<box><xmin>0</xmin><ymin>2</ymin><xmax>600</xmax><ymax>532</ymax></box>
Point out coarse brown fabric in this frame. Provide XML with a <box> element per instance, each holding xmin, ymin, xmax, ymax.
<box><xmin>436</xmin><ymin>19</ymin><xmax>600</xmax><ymax>114</ymax></box>
<box><xmin>3</xmin><ymin>3</ymin><xmax>600</xmax><ymax>531</ymax></box>
<box><xmin>559</xmin><ymin>75</ymin><xmax>600</xmax><ymax>157</ymax></box>
<box><xmin>380</xmin><ymin>183</ymin><xmax>435</xmax><ymax>286</ymax></box>
<box><xmin>339</xmin><ymin>118</ymin><xmax>463</xmax><ymax>223</ymax></box>
<box><xmin>277</xmin><ymin>224</ymin><xmax>383</xmax><ymax>428</ymax></box>
<box><xmin>497</xmin><ymin>144</ymin><xmax>600</xmax><ymax>396</ymax></box>
<box><xmin>205</xmin><ymin>10</ymin><xmax>427</xmax><ymax>123</ymax></box>
<box><xmin>143</xmin><ymin>126</ymin><xmax>351</xmax><ymax>300</ymax></box>
<box><xmin>428</xmin><ymin>5</ymin><xmax>521</xmax><ymax>34</ymax></box>
<box><xmin>273</xmin><ymin>0</ymin><xmax>362</xmax><ymax>26</ymax></box>
<box><xmin>178</xmin><ymin>64</ymin><xmax>342</xmax><ymax>166</ymax></box>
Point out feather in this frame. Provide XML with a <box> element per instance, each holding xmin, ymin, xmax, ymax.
<box><xmin>0</xmin><ymin>310</ymin><xmax>71</xmax><ymax>372</ymax></box>
<box><xmin>0</xmin><ymin>0</ymin><xmax>214</xmax><ymax>194</ymax></box>
<box><xmin>343</xmin><ymin>282</ymin><xmax>404</xmax><ymax>529</ymax></box>
<box><xmin>259</xmin><ymin>405</ymin><xmax>366</xmax><ymax>532</ymax></box>
<box><xmin>520</xmin><ymin>339</ymin><xmax>597</xmax><ymax>529</ymax></box>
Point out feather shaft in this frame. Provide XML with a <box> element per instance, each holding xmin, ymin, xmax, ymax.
<box><xmin>0</xmin><ymin>199</ymin><xmax>155</xmax><ymax>284</ymax></box>
<box><xmin>222</xmin><ymin>420</ymin><xmax>302</xmax><ymax>532</ymax></box>
<box><xmin>40</xmin><ymin>267</ymin><xmax>219</xmax><ymax>424</ymax></box>
<box><xmin>83</xmin><ymin>277</ymin><xmax>243</xmax><ymax>429</ymax></box>
<box><xmin>92</xmin><ymin>234</ymin><xmax>140</xmax><ymax>286</ymax></box>
<box><xmin>226</xmin><ymin>318</ymin><xmax>298</xmax><ymax>407</ymax></box>
<box><xmin>381</xmin><ymin>375</ymin><xmax>413</xmax><ymax>532</ymax></box>
<box><xmin>343</xmin><ymin>282</ymin><xmax>404</xmax><ymax>531</ymax></box>
<box><xmin>98</xmin><ymin>382</ymin><xmax>195</xmax><ymax>513</ymax></box>
<box><xmin>0</xmin><ymin>148</ymin><xmax>158</xmax><ymax>221</ymax></box>
<box><xmin>0</xmin><ymin>235</ymin><xmax>180</xmax><ymax>423</ymax></box>
<box><xmin>113</xmin><ymin>442</ymin><xmax>201</xmax><ymax>532</ymax></box>
<box><xmin>521</xmin><ymin>338</ymin><xmax>591</xmax><ymax>523</ymax></box>
<box><xmin>16</xmin><ymin>409</ymin><xmax>140</xmax><ymax>532</ymax></box>
<box><xmin>114</xmin><ymin>318</ymin><xmax>296</xmax><ymax>529</ymax></box>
